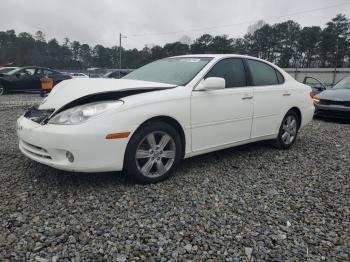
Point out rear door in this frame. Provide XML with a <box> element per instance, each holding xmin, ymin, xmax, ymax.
<box><xmin>41</xmin><ymin>69</ymin><xmax>62</xmax><ymax>86</ymax></box>
<box><xmin>191</xmin><ymin>58</ymin><xmax>254</xmax><ymax>152</ymax></box>
<box><xmin>245</xmin><ymin>59</ymin><xmax>291</xmax><ymax>138</ymax></box>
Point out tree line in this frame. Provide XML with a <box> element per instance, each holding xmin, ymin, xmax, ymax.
<box><xmin>0</xmin><ymin>14</ymin><xmax>349</xmax><ymax>69</ymax></box>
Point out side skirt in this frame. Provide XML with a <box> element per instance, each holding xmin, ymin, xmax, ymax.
<box><xmin>184</xmin><ymin>134</ymin><xmax>277</xmax><ymax>159</ymax></box>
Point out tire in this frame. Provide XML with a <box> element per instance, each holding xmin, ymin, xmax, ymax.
<box><xmin>0</xmin><ymin>84</ymin><xmax>6</xmax><ymax>96</ymax></box>
<box><xmin>273</xmin><ymin>110</ymin><xmax>299</xmax><ymax>149</ymax></box>
<box><xmin>40</xmin><ymin>89</ymin><xmax>45</xmax><ymax>97</ymax></box>
<box><xmin>124</xmin><ymin>121</ymin><xmax>182</xmax><ymax>184</ymax></box>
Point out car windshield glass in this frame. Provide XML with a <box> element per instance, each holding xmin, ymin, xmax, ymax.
<box><xmin>123</xmin><ymin>57</ymin><xmax>212</xmax><ymax>85</ymax></box>
<box><xmin>0</xmin><ymin>68</ymin><xmax>16</xmax><ymax>74</ymax></box>
<box><xmin>6</xmin><ymin>68</ymin><xmax>22</xmax><ymax>75</ymax></box>
<box><xmin>333</xmin><ymin>78</ymin><xmax>350</xmax><ymax>89</ymax></box>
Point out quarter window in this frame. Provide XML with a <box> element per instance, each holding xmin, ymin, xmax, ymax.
<box><xmin>276</xmin><ymin>70</ymin><xmax>285</xmax><ymax>84</ymax></box>
<box><xmin>45</xmin><ymin>70</ymin><xmax>55</xmax><ymax>75</ymax></box>
<box><xmin>246</xmin><ymin>59</ymin><xmax>279</xmax><ymax>86</ymax></box>
<box><xmin>205</xmin><ymin>58</ymin><xmax>246</xmax><ymax>88</ymax></box>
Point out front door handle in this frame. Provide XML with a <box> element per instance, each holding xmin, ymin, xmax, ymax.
<box><xmin>283</xmin><ymin>92</ymin><xmax>291</xmax><ymax>96</ymax></box>
<box><xmin>242</xmin><ymin>94</ymin><xmax>253</xmax><ymax>100</ymax></box>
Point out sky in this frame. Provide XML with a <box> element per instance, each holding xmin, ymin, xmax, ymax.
<box><xmin>1</xmin><ymin>0</ymin><xmax>350</xmax><ymax>49</ymax></box>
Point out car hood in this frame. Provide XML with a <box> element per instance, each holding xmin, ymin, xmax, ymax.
<box><xmin>39</xmin><ymin>78</ymin><xmax>176</xmax><ymax>110</ymax></box>
<box><xmin>317</xmin><ymin>89</ymin><xmax>350</xmax><ymax>101</ymax></box>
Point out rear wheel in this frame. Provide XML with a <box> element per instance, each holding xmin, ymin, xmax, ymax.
<box><xmin>273</xmin><ymin>110</ymin><xmax>299</xmax><ymax>149</ymax></box>
<box><xmin>124</xmin><ymin>121</ymin><xmax>182</xmax><ymax>184</ymax></box>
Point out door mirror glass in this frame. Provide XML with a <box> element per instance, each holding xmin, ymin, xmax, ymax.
<box><xmin>196</xmin><ymin>77</ymin><xmax>226</xmax><ymax>91</ymax></box>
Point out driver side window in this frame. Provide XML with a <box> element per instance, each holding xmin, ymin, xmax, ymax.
<box><xmin>19</xmin><ymin>68</ymin><xmax>35</xmax><ymax>76</ymax></box>
<box><xmin>205</xmin><ymin>58</ymin><xmax>247</xmax><ymax>88</ymax></box>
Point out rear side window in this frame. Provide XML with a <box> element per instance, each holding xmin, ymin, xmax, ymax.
<box><xmin>276</xmin><ymin>69</ymin><xmax>284</xmax><ymax>84</ymax></box>
<box><xmin>44</xmin><ymin>70</ymin><xmax>54</xmax><ymax>75</ymax></box>
<box><xmin>205</xmin><ymin>58</ymin><xmax>246</xmax><ymax>88</ymax></box>
<box><xmin>246</xmin><ymin>59</ymin><xmax>279</xmax><ymax>86</ymax></box>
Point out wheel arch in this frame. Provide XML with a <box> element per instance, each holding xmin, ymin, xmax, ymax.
<box><xmin>132</xmin><ymin>115</ymin><xmax>186</xmax><ymax>159</ymax></box>
<box><xmin>289</xmin><ymin>106</ymin><xmax>302</xmax><ymax>128</ymax></box>
<box><xmin>0</xmin><ymin>78</ymin><xmax>10</xmax><ymax>87</ymax></box>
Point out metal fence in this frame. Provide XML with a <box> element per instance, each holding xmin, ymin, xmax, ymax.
<box><xmin>62</xmin><ymin>68</ymin><xmax>133</xmax><ymax>78</ymax></box>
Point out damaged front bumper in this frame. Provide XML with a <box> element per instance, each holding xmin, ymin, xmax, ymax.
<box><xmin>17</xmin><ymin>114</ymin><xmax>129</xmax><ymax>173</ymax></box>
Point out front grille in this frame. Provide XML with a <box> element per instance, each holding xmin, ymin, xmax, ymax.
<box><xmin>20</xmin><ymin>140</ymin><xmax>52</xmax><ymax>159</ymax></box>
<box><xmin>24</xmin><ymin>106</ymin><xmax>54</xmax><ymax>124</ymax></box>
<box><xmin>319</xmin><ymin>99</ymin><xmax>350</xmax><ymax>107</ymax></box>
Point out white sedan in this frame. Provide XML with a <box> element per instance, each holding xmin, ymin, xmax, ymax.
<box><xmin>17</xmin><ymin>55</ymin><xmax>314</xmax><ymax>183</ymax></box>
<box><xmin>69</xmin><ymin>72</ymin><xmax>89</xmax><ymax>78</ymax></box>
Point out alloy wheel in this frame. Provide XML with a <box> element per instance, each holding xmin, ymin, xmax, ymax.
<box><xmin>135</xmin><ymin>131</ymin><xmax>176</xmax><ymax>178</ymax></box>
<box><xmin>281</xmin><ymin>115</ymin><xmax>297</xmax><ymax>145</ymax></box>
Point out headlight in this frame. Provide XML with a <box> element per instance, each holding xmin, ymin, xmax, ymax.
<box><xmin>49</xmin><ymin>100</ymin><xmax>123</xmax><ymax>125</ymax></box>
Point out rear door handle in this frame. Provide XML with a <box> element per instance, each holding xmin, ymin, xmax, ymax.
<box><xmin>242</xmin><ymin>94</ymin><xmax>253</xmax><ymax>100</ymax></box>
<box><xmin>283</xmin><ymin>92</ymin><xmax>291</xmax><ymax>96</ymax></box>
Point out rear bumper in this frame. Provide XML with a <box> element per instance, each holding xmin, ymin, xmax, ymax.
<box><xmin>301</xmin><ymin>106</ymin><xmax>315</xmax><ymax>128</ymax></box>
<box><xmin>315</xmin><ymin>104</ymin><xmax>350</xmax><ymax>119</ymax></box>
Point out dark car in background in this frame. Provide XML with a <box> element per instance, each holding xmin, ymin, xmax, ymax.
<box><xmin>313</xmin><ymin>77</ymin><xmax>350</xmax><ymax>119</ymax></box>
<box><xmin>0</xmin><ymin>66</ymin><xmax>71</xmax><ymax>96</ymax></box>
<box><xmin>103</xmin><ymin>69</ymin><xmax>132</xmax><ymax>79</ymax></box>
<box><xmin>303</xmin><ymin>76</ymin><xmax>327</xmax><ymax>96</ymax></box>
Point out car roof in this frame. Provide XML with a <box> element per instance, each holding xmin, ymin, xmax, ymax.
<box><xmin>20</xmin><ymin>66</ymin><xmax>50</xmax><ymax>69</ymax></box>
<box><xmin>173</xmin><ymin>54</ymin><xmax>257</xmax><ymax>59</ymax></box>
<box><xmin>19</xmin><ymin>66</ymin><xmax>60</xmax><ymax>72</ymax></box>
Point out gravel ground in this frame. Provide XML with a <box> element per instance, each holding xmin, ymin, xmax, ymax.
<box><xmin>0</xmin><ymin>94</ymin><xmax>349</xmax><ymax>261</ymax></box>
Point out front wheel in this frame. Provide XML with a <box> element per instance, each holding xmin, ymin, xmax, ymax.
<box><xmin>124</xmin><ymin>121</ymin><xmax>182</xmax><ymax>184</ymax></box>
<box><xmin>273</xmin><ymin>110</ymin><xmax>299</xmax><ymax>149</ymax></box>
<box><xmin>0</xmin><ymin>84</ymin><xmax>6</xmax><ymax>96</ymax></box>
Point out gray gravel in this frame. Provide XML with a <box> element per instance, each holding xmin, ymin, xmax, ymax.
<box><xmin>0</xmin><ymin>94</ymin><xmax>349</xmax><ymax>261</ymax></box>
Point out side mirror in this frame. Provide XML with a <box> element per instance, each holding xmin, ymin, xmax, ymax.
<box><xmin>15</xmin><ymin>73</ymin><xmax>21</xmax><ymax>78</ymax></box>
<box><xmin>316</xmin><ymin>86</ymin><xmax>326</xmax><ymax>91</ymax></box>
<box><xmin>196</xmin><ymin>77</ymin><xmax>226</xmax><ymax>91</ymax></box>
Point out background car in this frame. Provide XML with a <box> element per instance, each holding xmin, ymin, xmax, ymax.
<box><xmin>313</xmin><ymin>77</ymin><xmax>350</xmax><ymax>119</ymax></box>
<box><xmin>69</xmin><ymin>72</ymin><xmax>89</xmax><ymax>78</ymax></box>
<box><xmin>103</xmin><ymin>70</ymin><xmax>130</xmax><ymax>79</ymax></box>
<box><xmin>303</xmin><ymin>76</ymin><xmax>327</xmax><ymax>96</ymax></box>
<box><xmin>0</xmin><ymin>66</ymin><xmax>71</xmax><ymax>95</ymax></box>
<box><xmin>0</xmin><ymin>66</ymin><xmax>19</xmax><ymax>74</ymax></box>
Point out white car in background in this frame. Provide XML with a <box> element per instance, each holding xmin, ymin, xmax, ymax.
<box><xmin>17</xmin><ymin>55</ymin><xmax>314</xmax><ymax>183</ymax></box>
<box><xmin>69</xmin><ymin>72</ymin><xmax>89</xmax><ymax>78</ymax></box>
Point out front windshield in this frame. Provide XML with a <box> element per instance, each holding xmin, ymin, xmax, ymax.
<box><xmin>0</xmin><ymin>67</ymin><xmax>17</xmax><ymax>74</ymax></box>
<box><xmin>6</xmin><ymin>68</ymin><xmax>22</xmax><ymax>75</ymax></box>
<box><xmin>123</xmin><ymin>57</ymin><xmax>212</xmax><ymax>86</ymax></box>
<box><xmin>334</xmin><ymin>78</ymin><xmax>350</xmax><ymax>90</ymax></box>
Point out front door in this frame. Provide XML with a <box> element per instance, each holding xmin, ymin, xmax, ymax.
<box><xmin>14</xmin><ymin>68</ymin><xmax>40</xmax><ymax>90</ymax></box>
<box><xmin>191</xmin><ymin>58</ymin><xmax>253</xmax><ymax>152</ymax></box>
